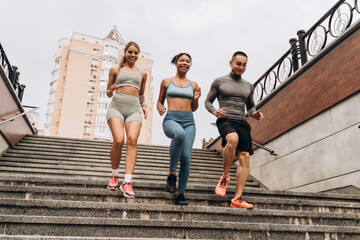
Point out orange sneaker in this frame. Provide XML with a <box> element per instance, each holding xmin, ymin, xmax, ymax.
<box><xmin>215</xmin><ymin>176</ymin><xmax>230</xmax><ymax>197</ymax></box>
<box><xmin>120</xmin><ymin>182</ymin><xmax>135</xmax><ymax>199</ymax></box>
<box><xmin>230</xmin><ymin>196</ymin><xmax>254</xmax><ymax>209</ymax></box>
<box><xmin>107</xmin><ymin>175</ymin><xmax>119</xmax><ymax>191</ymax></box>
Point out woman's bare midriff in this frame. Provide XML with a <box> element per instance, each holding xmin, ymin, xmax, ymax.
<box><xmin>167</xmin><ymin>98</ymin><xmax>192</xmax><ymax>111</ymax></box>
<box><xmin>115</xmin><ymin>86</ymin><xmax>139</xmax><ymax>97</ymax></box>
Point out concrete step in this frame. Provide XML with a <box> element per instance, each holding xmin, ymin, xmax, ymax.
<box><xmin>22</xmin><ymin>135</ymin><xmax>213</xmax><ymax>154</ymax></box>
<box><xmin>0</xmin><ymin>168</ymin><xmax>253</xmax><ymax>187</ymax></box>
<box><xmin>0</xmin><ymin>175</ymin><xmax>359</xmax><ymax>212</ymax></box>
<box><xmin>0</xmin><ymin>236</ymin><xmax>159</xmax><ymax>240</ymax></box>
<box><xmin>15</xmin><ymin>142</ymin><xmax>220</xmax><ymax>159</ymax></box>
<box><xmin>17</xmin><ymin>141</ymin><xmax>220</xmax><ymax>157</ymax></box>
<box><xmin>0</xmin><ymin>153</ymin><xmax>226</xmax><ymax>170</ymax></box>
<box><xmin>1</xmin><ymin>198</ymin><xmax>359</xmax><ymax>227</ymax></box>
<box><xmin>0</xmin><ymin>156</ymin><xmax>231</xmax><ymax>174</ymax></box>
<box><xmin>1</xmin><ymin>214</ymin><xmax>359</xmax><ymax>239</ymax></box>
<box><xmin>4</xmin><ymin>148</ymin><xmax>224</xmax><ymax>163</ymax></box>
<box><xmin>0</xmin><ymin>167</ymin><xmax>259</xmax><ymax>187</ymax></box>
<box><xmin>1</xmin><ymin>184</ymin><xmax>359</xmax><ymax>212</ymax></box>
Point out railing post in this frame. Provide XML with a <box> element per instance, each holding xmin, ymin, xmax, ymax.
<box><xmin>289</xmin><ymin>38</ymin><xmax>299</xmax><ymax>72</ymax></box>
<box><xmin>18</xmin><ymin>84</ymin><xmax>26</xmax><ymax>102</ymax></box>
<box><xmin>297</xmin><ymin>30</ymin><xmax>308</xmax><ymax>65</ymax></box>
<box><xmin>11</xmin><ymin>65</ymin><xmax>19</xmax><ymax>89</ymax></box>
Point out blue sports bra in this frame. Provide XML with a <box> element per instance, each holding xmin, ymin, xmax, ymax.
<box><xmin>115</xmin><ymin>69</ymin><xmax>142</xmax><ymax>90</ymax></box>
<box><xmin>166</xmin><ymin>78</ymin><xmax>194</xmax><ymax>100</ymax></box>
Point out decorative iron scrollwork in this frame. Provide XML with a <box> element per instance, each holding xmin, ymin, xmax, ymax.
<box><xmin>329</xmin><ymin>2</ymin><xmax>353</xmax><ymax>37</ymax></box>
<box><xmin>307</xmin><ymin>25</ymin><xmax>327</xmax><ymax>57</ymax></box>
<box><xmin>277</xmin><ymin>57</ymin><xmax>293</xmax><ymax>83</ymax></box>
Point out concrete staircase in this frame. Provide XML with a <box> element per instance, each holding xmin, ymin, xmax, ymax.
<box><xmin>0</xmin><ymin>135</ymin><xmax>359</xmax><ymax>239</ymax></box>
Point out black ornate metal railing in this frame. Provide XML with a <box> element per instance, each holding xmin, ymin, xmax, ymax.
<box><xmin>0</xmin><ymin>42</ymin><xmax>25</xmax><ymax>101</ymax></box>
<box><xmin>253</xmin><ymin>0</ymin><xmax>360</xmax><ymax>104</ymax></box>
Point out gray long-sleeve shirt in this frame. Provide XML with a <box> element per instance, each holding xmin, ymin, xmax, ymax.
<box><xmin>205</xmin><ymin>73</ymin><xmax>256</xmax><ymax>120</ymax></box>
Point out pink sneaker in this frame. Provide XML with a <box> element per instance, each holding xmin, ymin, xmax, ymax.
<box><xmin>230</xmin><ymin>196</ymin><xmax>254</xmax><ymax>209</ymax></box>
<box><xmin>107</xmin><ymin>175</ymin><xmax>119</xmax><ymax>191</ymax></box>
<box><xmin>215</xmin><ymin>176</ymin><xmax>230</xmax><ymax>197</ymax></box>
<box><xmin>120</xmin><ymin>182</ymin><xmax>135</xmax><ymax>199</ymax></box>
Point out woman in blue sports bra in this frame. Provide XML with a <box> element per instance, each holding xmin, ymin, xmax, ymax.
<box><xmin>105</xmin><ymin>41</ymin><xmax>148</xmax><ymax>199</ymax></box>
<box><xmin>157</xmin><ymin>53</ymin><xmax>201</xmax><ymax>205</ymax></box>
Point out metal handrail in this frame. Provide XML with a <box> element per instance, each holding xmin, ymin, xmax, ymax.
<box><xmin>252</xmin><ymin>142</ymin><xmax>277</xmax><ymax>156</ymax></box>
<box><xmin>209</xmin><ymin>122</ymin><xmax>277</xmax><ymax>156</ymax></box>
<box><xmin>253</xmin><ymin>0</ymin><xmax>359</xmax><ymax>105</ymax></box>
<box><xmin>0</xmin><ymin>106</ymin><xmax>39</xmax><ymax>126</ymax></box>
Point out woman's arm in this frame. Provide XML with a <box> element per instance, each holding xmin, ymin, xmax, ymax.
<box><xmin>139</xmin><ymin>72</ymin><xmax>148</xmax><ymax>119</ymax></box>
<box><xmin>157</xmin><ymin>79</ymin><xmax>168</xmax><ymax>116</ymax></box>
<box><xmin>191</xmin><ymin>81</ymin><xmax>201</xmax><ymax>112</ymax></box>
<box><xmin>106</xmin><ymin>67</ymin><xmax>117</xmax><ymax>98</ymax></box>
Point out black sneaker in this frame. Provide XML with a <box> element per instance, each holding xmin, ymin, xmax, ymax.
<box><xmin>175</xmin><ymin>193</ymin><xmax>188</xmax><ymax>205</ymax></box>
<box><xmin>166</xmin><ymin>174</ymin><xmax>176</xmax><ymax>193</ymax></box>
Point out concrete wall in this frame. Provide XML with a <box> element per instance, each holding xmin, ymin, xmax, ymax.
<box><xmin>0</xmin><ymin>134</ymin><xmax>9</xmax><ymax>156</ymax></box>
<box><xmin>250</xmin><ymin>92</ymin><xmax>360</xmax><ymax>192</ymax></box>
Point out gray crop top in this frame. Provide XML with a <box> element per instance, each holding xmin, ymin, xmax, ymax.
<box><xmin>115</xmin><ymin>69</ymin><xmax>142</xmax><ymax>90</ymax></box>
<box><xmin>166</xmin><ymin>78</ymin><xmax>194</xmax><ymax>100</ymax></box>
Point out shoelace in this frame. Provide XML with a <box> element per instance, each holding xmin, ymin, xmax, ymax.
<box><xmin>220</xmin><ymin>178</ymin><xmax>228</xmax><ymax>188</ymax></box>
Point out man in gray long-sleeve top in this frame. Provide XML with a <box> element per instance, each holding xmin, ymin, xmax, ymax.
<box><xmin>205</xmin><ymin>51</ymin><xmax>263</xmax><ymax>209</ymax></box>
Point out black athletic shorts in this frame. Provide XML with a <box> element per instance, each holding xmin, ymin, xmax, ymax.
<box><xmin>216</xmin><ymin>118</ymin><xmax>253</xmax><ymax>155</ymax></box>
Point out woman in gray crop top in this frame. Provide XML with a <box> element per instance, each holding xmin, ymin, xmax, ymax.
<box><xmin>105</xmin><ymin>41</ymin><xmax>148</xmax><ymax>199</ymax></box>
<box><xmin>156</xmin><ymin>53</ymin><xmax>201</xmax><ymax>205</ymax></box>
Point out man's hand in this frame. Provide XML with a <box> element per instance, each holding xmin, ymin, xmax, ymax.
<box><xmin>213</xmin><ymin>108</ymin><xmax>226</xmax><ymax>118</ymax></box>
<box><xmin>253</xmin><ymin>110</ymin><xmax>264</xmax><ymax>121</ymax></box>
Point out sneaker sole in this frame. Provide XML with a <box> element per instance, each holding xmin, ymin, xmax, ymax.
<box><xmin>107</xmin><ymin>186</ymin><xmax>118</xmax><ymax>191</ymax></box>
<box><xmin>215</xmin><ymin>188</ymin><xmax>226</xmax><ymax>197</ymax></box>
<box><xmin>230</xmin><ymin>203</ymin><xmax>254</xmax><ymax>209</ymax></box>
<box><xmin>120</xmin><ymin>185</ymin><xmax>135</xmax><ymax>199</ymax></box>
<box><xmin>165</xmin><ymin>186</ymin><xmax>176</xmax><ymax>193</ymax></box>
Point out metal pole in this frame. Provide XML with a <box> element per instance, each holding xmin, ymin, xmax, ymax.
<box><xmin>297</xmin><ymin>30</ymin><xmax>308</xmax><ymax>65</ymax></box>
<box><xmin>289</xmin><ymin>38</ymin><xmax>299</xmax><ymax>72</ymax></box>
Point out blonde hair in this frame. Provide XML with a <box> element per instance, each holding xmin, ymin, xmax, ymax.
<box><xmin>117</xmin><ymin>41</ymin><xmax>140</xmax><ymax>71</ymax></box>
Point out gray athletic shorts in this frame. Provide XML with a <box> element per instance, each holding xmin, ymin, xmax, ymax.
<box><xmin>106</xmin><ymin>93</ymin><xmax>142</xmax><ymax>124</ymax></box>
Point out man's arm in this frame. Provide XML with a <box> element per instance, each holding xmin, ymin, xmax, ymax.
<box><xmin>246</xmin><ymin>84</ymin><xmax>263</xmax><ymax>121</ymax></box>
<box><xmin>204</xmin><ymin>79</ymin><xmax>220</xmax><ymax>114</ymax></box>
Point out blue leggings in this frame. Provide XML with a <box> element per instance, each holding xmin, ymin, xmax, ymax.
<box><xmin>162</xmin><ymin>111</ymin><xmax>196</xmax><ymax>194</ymax></box>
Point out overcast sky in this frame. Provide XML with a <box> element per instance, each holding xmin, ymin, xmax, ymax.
<box><xmin>1</xmin><ymin>0</ymin><xmax>337</xmax><ymax>148</ymax></box>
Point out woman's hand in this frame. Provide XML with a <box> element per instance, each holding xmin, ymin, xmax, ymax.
<box><xmin>106</xmin><ymin>83</ymin><xmax>116</xmax><ymax>97</ymax></box>
<box><xmin>157</xmin><ymin>104</ymin><xmax>167</xmax><ymax>116</ymax></box>
<box><xmin>194</xmin><ymin>87</ymin><xmax>201</xmax><ymax>100</ymax></box>
<box><xmin>142</xmin><ymin>104</ymin><xmax>148</xmax><ymax>120</ymax></box>
<box><xmin>213</xmin><ymin>108</ymin><xmax>226</xmax><ymax>118</ymax></box>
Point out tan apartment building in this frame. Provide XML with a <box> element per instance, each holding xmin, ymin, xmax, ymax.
<box><xmin>45</xmin><ymin>27</ymin><xmax>154</xmax><ymax>143</ymax></box>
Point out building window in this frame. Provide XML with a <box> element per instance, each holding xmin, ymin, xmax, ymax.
<box><xmin>93</xmin><ymin>49</ymin><xmax>100</xmax><ymax>55</ymax></box>
<box><xmin>85</xmin><ymin>114</ymin><xmax>92</xmax><ymax>123</ymax></box>
<box><xmin>99</xmin><ymin>90</ymin><xmax>106</xmax><ymax>98</ymax></box>
<box><xmin>49</xmin><ymin>92</ymin><xmax>56</xmax><ymax>102</ymax></box>
<box><xmin>100</xmin><ymin>80</ymin><xmax>107</xmax><ymax>89</ymax></box>
<box><xmin>55</xmin><ymin>58</ymin><xmax>60</xmax><ymax>67</ymax></box>
<box><xmin>89</xmin><ymin>80</ymin><xmax>96</xmax><ymax>89</ymax></box>
<box><xmin>50</xmin><ymin>81</ymin><xmax>58</xmax><ymax>92</ymax></box>
<box><xmin>88</xmin><ymin>92</ymin><xmax>95</xmax><ymax>100</ymax></box>
<box><xmin>97</xmin><ymin>102</ymin><xmax>108</xmax><ymax>109</ymax></box>
<box><xmin>53</xmin><ymin>70</ymin><xmax>59</xmax><ymax>81</ymax></box>
<box><xmin>101</xmin><ymin>70</ymin><xmax>109</xmax><ymax>80</ymax></box>
<box><xmin>84</xmin><ymin>126</ymin><xmax>91</xmax><ymax>135</ymax></box>
<box><xmin>87</xmin><ymin>103</ymin><xmax>93</xmax><ymax>110</ymax></box>
<box><xmin>91</xmin><ymin>59</ymin><xmax>98</xmax><ymax>68</ymax></box>
<box><xmin>47</xmin><ymin>102</ymin><xmax>54</xmax><ymax>114</ymax></box>
<box><xmin>91</xmin><ymin>69</ymin><xmax>97</xmax><ymax>78</ymax></box>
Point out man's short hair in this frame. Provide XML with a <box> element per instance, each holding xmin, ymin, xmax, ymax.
<box><xmin>232</xmin><ymin>51</ymin><xmax>248</xmax><ymax>60</ymax></box>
